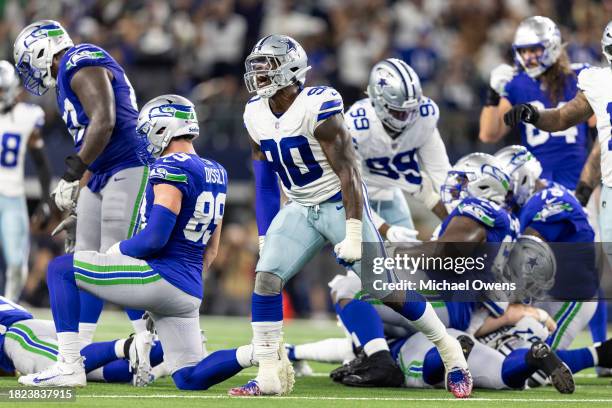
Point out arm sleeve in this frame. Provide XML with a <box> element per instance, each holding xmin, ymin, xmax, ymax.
<box><xmin>119</xmin><ymin>204</ymin><xmax>177</xmax><ymax>258</ymax></box>
<box><xmin>253</xmin><ymin>159</ymin><xmax>280</xmax><ymax>236</ymax></box>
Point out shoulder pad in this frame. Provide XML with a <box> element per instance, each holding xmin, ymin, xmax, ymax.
<box><xmin>65</xmin><ymin>44</ymin><xmax>108</xmax><ymax>71</ymax></box>
<box><xmin>457</xmin><ymin>199</ymin><xmax>497</xmax><ymax>227</ymax></box>
<box><xmin>304</xmin><ymin>86</ymin><xmax>344</xmax><ymax>124</ymax></box>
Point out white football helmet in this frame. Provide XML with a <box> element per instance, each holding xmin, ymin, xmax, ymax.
<box><xmin>513</xmin><ymin>16</ymin><xmax>562</xmax><ymax>78</ymax></box>
<box><xmin>367</xmin><ymin>58</ymin><xmax>422</xmax><ymax>133</ymax></box>
<box><xmin>602</xmin><ymin>21</ymin><xmax>612</xmax><ymax>65</ymax></box>
<box><xmin>13</xmin><ymin>20</ymin><xmax>73</xmax><ymax>95</ymax></box>
<box><xmin>244</xmin><ymin>34</ymin><xmax>311</xmax><ymax>98</ymax></box>
<box><xmin>441</xmin><ymin>153</ymin><xmax>510</xmax><ymax>208</ymax></box>
<box><xmin>506</xmin><ymin>235</ymin><xmax>556</xmax><ymax>301</ymax></box>
<box><xmin>495</xmin><ymin>145</ymin><xmax>543</xmax><ymax>207</ymax></box>
<box><xmin>137</xmin><ymin>95</ymin><xmax>200</xmax><ymax>158</ymax></box>
<box><xmin>0</xmin><ymin>60</ymin><xmax>20</xmax><ymax>111</ymax></box>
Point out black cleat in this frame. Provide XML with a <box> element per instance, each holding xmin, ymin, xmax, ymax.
<box><xmin>457</xmin><ymin>335</ymin><xmax>475</xmax><ymax>359</ymax></box>
<box><xmin>330</xmin><ymin>349</ymin><xmax>365</xmax><ymax>383</ymax></box>
<box><xmin>526</xmin><ymin>341</ymin><xmax>575</xmax><ymax>394</ymax></box>
<box><xmin>341</xmin><ymin>350</ymin><xmax>405</xmax><ymax>388</ymax></box>
<box><xmin>595</xmin><ymin>338</ymin><xmax>612</xmax><ymax>368</ymax></box>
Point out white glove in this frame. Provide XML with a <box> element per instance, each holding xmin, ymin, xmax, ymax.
<box><xmin>386</xmin><ymin>225</ymin><xmax>420</xmax><ymax>243</ymax></box>
<box><xmin>52</xmin><ymin>179</ymin><xmax>80</xmax><ymax>211</ymax></box>
<box><xmin>489</xmin><ymin>64</ymin><xmax>515</xmax><ymax>96</ymax></box>
<box><xmin>106</xmin><ymin>242</ymin><xmax>123</xmax><ymax>255</ymax></box>
<box><xmin>51</xmin><ymin>212</ymin><xmax>77</xmax><ymax>253</ymax></box>
<box><xmin>334</xmin><ymin>219</ymin><xmax>362</xmax><ymax>264</ymax></box>
<box><xmin>258</xmin><ymin>235</ymin><xmax>265</xmax><ymax>256</ymax></box>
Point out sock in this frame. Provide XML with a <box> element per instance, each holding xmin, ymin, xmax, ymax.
<box><xmin>236</xmin><ymin>344</ymin><xmax>255</xmax><ymax>368</ymax></box>
<box><xmin>81</xmin><ymin>340</ymin><xmax>120</xmax><ymax>372</ymax></box>
<box><xmin>47</xmin><ymin>254</ymin><xmax>80</xmax><ymax>335</ymax></box>
<box><xmin>589</xmin><ymin>296</ymin><xmax>608</xmax><ymax>344</ymax></box>
<box><xmin>501</xmin><ymin>348</ymin><xmax>533</xmax><ymax>388</ymax></box>
<box><xmin>102</xmin><ymin>359</ymin><xmax>132</xmax><ymax>383</ymax></box>
<box><xmin>114</xmin><ymin>339</ymin><xmax>127</xmax><ymax>359</ymax></box>
<box><xmin>86</xmin><ymin>367</ymin><xmax>104</xmax><ymax>381</ymax></box>
<box><xmin>557</xmin><ymin>348</ymin><xmax>596</xmax><ymax>373</ymax></box>
<box><xmin>252</xmin><ymin>293</ymin><xmax>283</xmax><ymax>361</ymax></box>
<box><xmin>407</xmin><ymin>302</ymin><xmax>447</xmax><ymax>344</ymax></box>
<box><xmin>78</xmin><ymin>289</ymin><xmax>104</xmax><ymax>333</ymax></box>
<box><xmin>399</xmin><ymin>290</ymin><xmax>427</xmax><ymax>321</ymax></box>
<box><xmin>78</xmin><ymin>323</ymin><xmax>97</xmax><ymax>345</ymax></box>
<box><xmin>151</xmin><ymin>362</ymin><xmax>170</xmax><ymax>380</ymax></box>
<box><xmin>150</xmin><ymin>342</ymin><xmax>164</xmax><ymax>366</ymax></box>
<box><xmin>337</xmin><ymin>300</ymin><xmax>388</xmax><ymax>356</ymax></box>
<box><xmin>57</xmin><ymin>332</ymin><xmax>82</xmax><ymax>364</ymax></box>
<box><xmin>126</xmin><ymin>309</ymin><xmax>147</xmax><ymax>333</ymax></box>
<box><xmin>294</xmin><ymin>338</ymin><xmax>354</xmax><ymax>363</ymax></box>
<box><xmin>422</xmin><ymin>347</ymin><xmax>445</xmax><ymax>385</ymax></box>
<box><xmin>172</xmin><ymin>349</ymin><xmax>243</xmax><ymax>390</ymax></box>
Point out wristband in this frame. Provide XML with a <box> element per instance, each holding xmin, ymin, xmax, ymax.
<box><xmin>484</xmin><ymin>87</ymin><xmax>501</xmax><ymax>106</ymax></box>
<box><xmin>62</xmin><ymin>154</ymin><xmax>88</xmax><ymax>182</ymax></box>
<box><xmin>345</xmin><ymin>219</ymin><xmax>362</xmax><ymax>242</ymax></box>
<box><xmin>575</xmin><ymin>181</ymin><xmax>594</xmax><ymax>207</ymax></box>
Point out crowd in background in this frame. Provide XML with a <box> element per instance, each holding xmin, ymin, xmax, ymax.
<box><xmin>1</xmin><ymin>0</ymin><xmax>610</xmax><ymax>316</ymax></box>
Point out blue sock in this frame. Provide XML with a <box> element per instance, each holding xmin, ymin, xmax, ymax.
<box><xmin>172</xmin><ymin>349</ymin><xmax>242</xmax><ymax>390</ymax></box>
<box><xmin>79</xmin><ymin>290</ymin><xmax>104</xmax><ymax>324</ymax></box>
<box><xmin>589</xmin><ymin>295</ymin><xmax>608</xmax><ymax>344</ymax></box>
<box><xmin>557</xmin><ymin>348</ymin><xmax>595</xmax><ymax>373</ymax></box>
<box><xmin>337</xmin><ymin>299</ymin><xmax>385</xmax><ymax>354</ymax></box>
<box><xmin>151</xmin><ymin>341</ymin><xmax>164</xmax><ymax>366</ymax></box>
<box><xmin>102</xmin><ymin>359</ymin><xmax>132</xmax><ymax>383</ymax></box>
<box><xmin>81</xmin><ymin>341</ymin><xmax>118</xmax><ymax>372</ymax></box>
<box><xmin>400</xmin><ymin>291</ymin><xmax>427</xmax><ymax>321</ymax></box>
<box><xmin>286</xmin><ymin>344</ymin><xmax>297</xmax><ymax>361</ymax></box>
<box><xmin>47</xmin><ymin>254</ymin><xmax>80</xmax><ymax>332</ymax></box>
<box><xmin>251</xmin><ymin>292</ymin><xmax>283</xmax><ymax>322</ymax></box>
<box><xmin>501</xmin><ymin>349</ymin><xmax>533</xmax><ymax>388</ymax></box>
<box><xmin>422</xmin><ymin>347</ymin><xmax>444</xmax><ymax>385</ymax></box>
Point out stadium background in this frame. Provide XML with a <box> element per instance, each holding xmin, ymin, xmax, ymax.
<box><xmin>1</xmin><ymin>0</ymin><xmax>610</xmax><ymax>317</ymax></box>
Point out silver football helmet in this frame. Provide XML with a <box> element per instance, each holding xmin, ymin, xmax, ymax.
<box><xmin>506</xmin><ymin>235</ymin><xmax>556</xmax><ymax>301</ymax></box>
<box><xmin>244</xmin><ymin>35</ymin><xmax>311</xmax><ymax>98</ymax></box>
<box><xmin>13</xmin><ymin>20</ymin><xmax>73</xmax><ymax>95</ymax></box>
<box><xmin>602</xmin><ymin>21</ymin><xmax>612</xmax><ymax>65</ymax></box>
<box><xmin>495</xmin><ymin>145</ymin><xmax>543</xmax><ymax>207</ymax></box>
<box><xmin>367</xmin><ymin>58</ymin><xmax>422</xmax><ymax>133</ymax></box>
<box><xmin>0</xmin><ymin>60</ymin><xmax>20</xmax><ymax>111</ymax></box>
<box><xmin>137</xmin><ymin>95</ymin><xmax>199</xmax><ymax>158</ymax></box>
<box><xmin>513</xmin><ymin>16</ymin><xmax>562</xmax><ymax>78</ymax></box>
<box><xmin>441</xmin><ymin>153</ymin><xmax>510</xmax><ymax>208</ymax></box>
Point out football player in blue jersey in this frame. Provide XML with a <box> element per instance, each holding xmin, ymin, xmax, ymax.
<box><xmin>13</xmin><ymin>20</ymin><xmax>148</xmax><ymax>344</ymax></box>
<box><xmin>17</xmin><ymin>95</ymin><xmax>237</xmax><ymax>389</ymax></box>
<box><xmin>235</xmin><ymin>34</ymin><xmax>471</xmax><ymax>397</ymax></box>
<box><xmin>495</xmin><ymin>146</ymin><xmax>600</xmax><ymax>352</ymax></box>
<box><xmin>479</xmin><ymin>16</ymin><xmax>594</xmax><ymax>190</ymax></box>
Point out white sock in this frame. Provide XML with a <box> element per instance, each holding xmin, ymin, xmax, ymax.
<box><xmin>114</xmin><ymin>339</ymin><xmax>127</xmax><ymax>358</ymax></box>
<box><xmin>589</xmin><ymin>346</ymin><xmax>599</xmax><ymax>366</ymax></box>
<box><xmin>86</xmin><ymin>368</ymin><xmax>104</xmax><ymax>381</ymax></box>
<box><xmin>252</xmin><ymin>321</ymin><xmax>282</xmax><ymax>362</ymax></box>
<box><xmin>57</xmin><ymin>332</ymin><xmax>82</xmax><ymax>364</ymax></box>
<box><xmin>294</xmin><ymin>338</ymin><xmax>354</xmax><ymax>363</ymax></box>
<box><xmin>78</xmin><ymin>322</ymin><xmax>97</xmax><ymax>345</ymax></box>
<box><xmin>410</xmin><ymin>303</ymin><xmax>447</xmax><ymax>343</ymax></box>
<box><xmin>363</xmin><ymin>338</ymin><xmax>389</xmax><ymax>356</ymax></box>
<box><xmin>131</xmin><ymin>318</ymin><xmax>147</xmax><ymax>334</ymax></box>
<box><xmin>236</xmin><ymin>344</ymin><xmax>256</xmax><ymax>368</ymax></box>
<box><xmin>151</xmin><ymin>362</ymin><xmax>170</xmax><ymax>380</ymax></box>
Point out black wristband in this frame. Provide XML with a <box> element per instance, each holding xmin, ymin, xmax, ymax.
<box><xmin>523</xmin><ymin>103</ymin><xmax>540</xmax><ymax>124</ymax></box>
<box><xmin>485</xmin><ymin>87</ymin><xmax>501</xmax><ymax>106</ymax></box>
<box><xmin>575</xmin><ymin>181</ymin><xmax>594</xmax><ymax>207</ymax></box>
<box><xmin>62</xmin><ymin>154</ymin><xmax>88</xmax><ymax>182</ymax></box>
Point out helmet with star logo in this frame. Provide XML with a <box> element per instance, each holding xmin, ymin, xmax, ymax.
<box><xmin>506</xmin><ymin>235</ymin><xmax>556</xmax><ymax>301</ymax></box>
<box><xmin>367</xmin><ymin>58</ymin><xmax>422</xmax><ymax>133</ymax></box>
<box><xmin>602</xmin><ymin>21</ymin><xmax>612</xmax><ymax>66</ymax></box>
<box><xmin>244</xmin><ymin>34</ymin><xmax>310</xmax><ymax>98</ymax></box>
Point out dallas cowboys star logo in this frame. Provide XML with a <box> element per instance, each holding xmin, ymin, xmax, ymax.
<box><xmin>527</xmin><ymin>257</ymin><xmax>538</xmax><ymax>269</ymax></box>
<box><xmin>280</xmin><ymin>38</ymin><xmax>297</xmax><ymax>52</ymax></box>
<box><xmin>377</xmin><ymin>78</ymin><xmax>388</xmax><ymax>87</ymax></box>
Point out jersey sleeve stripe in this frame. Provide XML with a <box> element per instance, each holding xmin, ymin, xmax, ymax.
<box><xmin>319</xmin><ymin>99</ymin><xmax>342</xmax><ymax>112</ymax></box>
<box><xmin>317</xmin><ymin>109</ymin><xmax>342</xmax><ymax>122</ymax></box>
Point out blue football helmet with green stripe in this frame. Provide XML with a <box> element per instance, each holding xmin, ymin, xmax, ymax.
<box><xmin>137</xmin><ymin>94</ymin><xmax>199</xmax><ymax>158</ymax></box>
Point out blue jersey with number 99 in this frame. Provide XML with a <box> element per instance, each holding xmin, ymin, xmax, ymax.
<box><xmin>140</xmin><ymin>153</ymin><xmax>227</xmax><ymax>299</ymax></box>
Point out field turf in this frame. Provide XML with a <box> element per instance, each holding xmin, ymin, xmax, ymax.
<box><xmin>2</xmin><ymin>309</ymin><xmax>611</xmax><ymax>407</ymax></box>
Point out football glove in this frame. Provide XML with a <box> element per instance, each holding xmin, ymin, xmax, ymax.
<box><xmin>386</xmin><ymin>225</ymin><xmax>419</xmax><ymax>243</ymax></box>
<box><xmin>51</xmin><ymin>212</ymin><xmax>77</xmax><ymax>253</ymax></box>
<box><xmin>504</xmin><ymin>103</ymin><xmax>540</xmax><ymax>127</ymax></box>
<box><xmin>489</xmin><ymin>64</ymin><xmax>515</xmax><ymax>96</ymax></box>
<box><xmin>334</xmin><ymin>219</ymin><xmax>362</xmax><ymax>265</ymax></box>
<box><xmin>52</xmin><ymin>154</ymin><xmax>88</xmax><ymax>211</ymax></box>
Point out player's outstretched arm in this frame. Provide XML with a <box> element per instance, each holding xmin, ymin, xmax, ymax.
<box><xmin>70</xmin><ymin>66</ymin><xmax>116</xmax><ymax>165</ymax></box>
<box><xmin>314</xmin><ymin>114</ymin><xmax>363</xmax><ymax>221</ymax></box>
<box><xmin>479</xmin><ymin>97</ymin><xmax>513</xmax><ymax>143</ymax></box>
<box><xmin>504</xmin><ymin>91</ymin><xmax>593</xmax><ymax>132</ymax></box>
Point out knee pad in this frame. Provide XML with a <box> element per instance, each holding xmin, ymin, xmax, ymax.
<box><xmin>254</xmin><ymin>272</ymin><xmax>283</xmax><ymax>295</ymax></box>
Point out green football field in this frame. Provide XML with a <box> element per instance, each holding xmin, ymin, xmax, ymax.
<box><xmin>3</xmin><ymin>309</ymin><xmax>612</xmax><ymax>408</ymax></box>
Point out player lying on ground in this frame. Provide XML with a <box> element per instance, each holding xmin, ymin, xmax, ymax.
<box><xmin>235</xmin><ymin>33</ymin><xmax>471</xmax><ymax>398</ymax></box>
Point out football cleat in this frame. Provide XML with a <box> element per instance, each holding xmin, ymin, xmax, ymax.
<box><xmin>446</xmin><ymin>367</ymin><xmax>473</xmax><ymax>399</ymax></box>
<box><xmin>278</xmin><ymin>341</ymin><xmax>295</xmax><ymax>394</ymax></box>
<box><xmin>341</xmin><ymin>350</ymin><xmax>405</xmax><ymax>388</ymax></box>
<box><xmin>596</xmin><ymin>367</ymin><xmax>612</xmax><ymax>377</ymax></box>
<box><xmin>436</xmin><ymin>334</ymin><xmax>472</xmax><ymax>397</ymax></box>
<box><xmin>18</xmin><ymin>356</ymin><xmax>86</xmax><ymax>387</ymax></box>
<box><xmin>330</xmin><ymin>349</ymin><xmax>365</xmax><ymax>383</ymax></box>
<box><xmin>228</xmin><ymin>379</ymin><xmax>262</xmax><ymax>396</ymax></box>
<box><xmin>526</xmin><ymin>341</ymin><xmax>574</xmax><ymax>394</ymax></box>
<box><xmin>128</xmin><ymin>330</ymin><xmax>155</xmax><ymax>387</ymax></box>
<box><xmin>230</xmin><ymin>359</ymin><xmax>283</xmax><ymax>396</ymax></box>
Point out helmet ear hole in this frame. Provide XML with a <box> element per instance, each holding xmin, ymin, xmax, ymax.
<box><xmin>156</xmin><ymin>127</ymin><xmax>166</xmax><ymax>135</ymax></box>
<box><xmin>36</xmin><ymin>49</ymin><xmax>44</xmax><ymax>59</ymax></box>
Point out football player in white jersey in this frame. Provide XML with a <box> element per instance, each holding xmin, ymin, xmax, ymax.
<box><xmin>0</xmin><ymin>60</ymin><xmax>51</xmax><ymax>301</ymax></box>
<box><xmin>232</xmin><ymin>34</ymin><xmax>471</xmax><ymax>398</ymax></box>
<box><xmin>345</xmin><ymin>58</ymin><xmax>450</xmax><ymax>241</ymax></box>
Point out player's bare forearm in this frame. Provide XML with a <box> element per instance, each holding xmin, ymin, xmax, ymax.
<box><xmin>315</xmin><ymin>114</ymin><xmax>363</xmax><ymax>220</ymax></box>
<box><xmin>28</xmin><ymin>129</ymin><xmax>51</xmax><ymax>199</ymax></box>
<box><xmin>70</xmin><ymin>66</ymin><xmax>116</xmax><ymax>165</ymax></box>
<box><xmin>203</xmin><ymin>220</ymin><xmax>222</xmax><ymax>272</ymax></box>
<box><xmin>580</xmin><ymin>142</ymin><xmax>601</xmax><ymax>188</ymax></box>
<box><xmin>431</xmin><ymin>200</ymin><xmax>448</xmax><ymax>220</ymax></box>
<box><xmin>535</xmin><ymin>91</ymin><xmax>593</xmax><ymax>132</ymax></box>
<box><xmin>249</xmin><ymin>137</ymin><xmax>266</xmax><ymax>161</ymax></box>
<box><xmin>479</xmin><ymin>98</ymin><xmax>512</xmax><ymax>142</ymax></box>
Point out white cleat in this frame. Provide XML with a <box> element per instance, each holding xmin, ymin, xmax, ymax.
<box><xmin>278</xmin><ymin>342</ymin><xmax>295</xmax><ymax>394</ymax></box>
<box><xmin>254</xmin><ymin>359</ymin><xmax>283</xmax><ymax>395</ymax></box>
<box><xmin>18</xmin><ymin>357</ymin><xmax>86</xmax><ymax>387</ymax></box>
<box><xmin>129</xmin><ymin>331</ymin><xmax>155</xmax><ymax>387</ymax></box>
